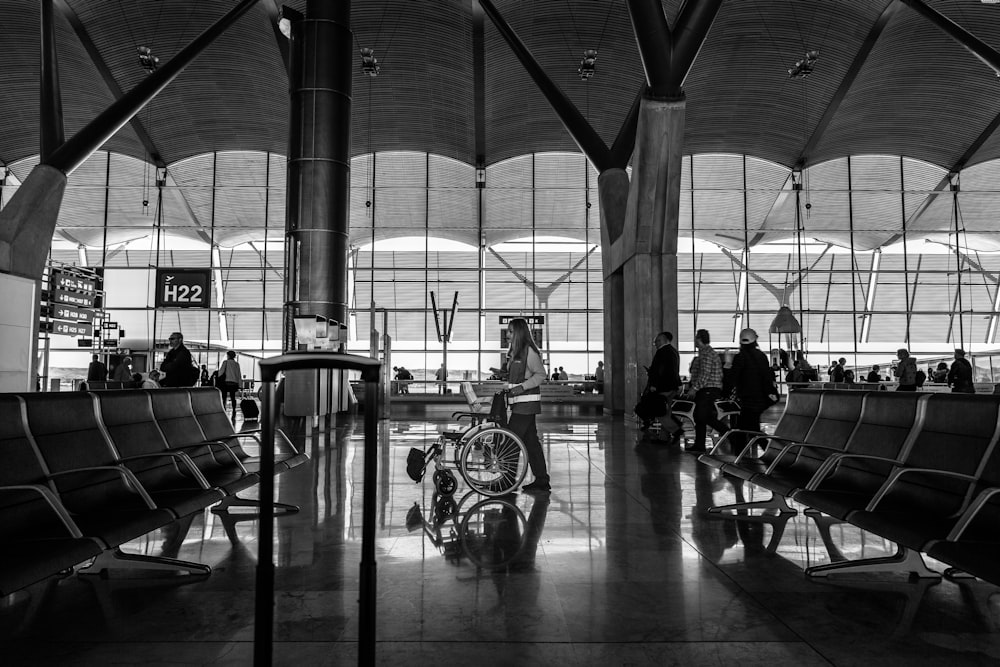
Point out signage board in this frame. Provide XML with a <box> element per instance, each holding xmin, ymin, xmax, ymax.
<box><xmin>52</xmin><ymin>304</ymin><xmax>94</xmax><ymax>323</ymax></box>
<box><xmin>50</xmin><ymin>269</ymin><xmax>97</xmax><ymax>294</ymax></box>
<box><xmin>53</xmin><ymin>321</ymin><xmax>93</xmax><ymax>337</ymax></box>
<box><xmin>53</xmin><ymin>287</ymin><xmax>95</xmax><ymax>308</ymax></box>
<box><xmin>155</xmin><ymin>268</ymin><xmax>211</xmax><ymax>308</ymax></box>
<box><xmin>499</xmin><ymin>315</ymin><xmax>544</xmax><ymax>325</ymax></box>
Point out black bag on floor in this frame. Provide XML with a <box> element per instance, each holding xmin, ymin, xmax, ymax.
<box><xmin>240</xmin><ymin>398</ymin><xmax>260</xmax><ymax>421</ymax></box>
<box><xmin>634</xmin><ymin>389</ymin><xmax>668</xmax><ymax>421</ymax></box>
<box><xmin>406</xmin><ymin>447</ymin><xmax>427</xmax><ymax>482</ymax></box>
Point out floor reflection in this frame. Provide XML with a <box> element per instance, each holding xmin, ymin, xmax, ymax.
<box><xmin>2</xmin><ymin>410</ymin><xmax>1000</xmax><ymax>666</ymax></box>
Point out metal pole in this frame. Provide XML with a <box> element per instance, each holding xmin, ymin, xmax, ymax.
<box><xmin>253</xmin><ymin>379</ymin><xmax>276</xmax><ymax>666</ymax></box>
<box><xmin>359</xmin><ymin>377</ymin><xmax>379</xmax><ymax>665</ymax></box>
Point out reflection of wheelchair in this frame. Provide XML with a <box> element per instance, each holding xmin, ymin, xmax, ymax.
<box><xmin>407</xmin><ymin>492</ymin><xmax>528</xmax><ymax>569</ymax></box>
<box><xmin>406</xmin><ymin>395</ymin><xmax>528</xmax><ymax>497</ymax></box>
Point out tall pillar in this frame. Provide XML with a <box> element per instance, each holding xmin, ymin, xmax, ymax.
<box><xmin>283</xmin><ymin>0</ymin><xmax>353</xmax><ymax>351</ymax></box>
<box><xmin>611</xmin><ymin>94</ymin><xmax>685</xmax><ymax>414</ymax></box>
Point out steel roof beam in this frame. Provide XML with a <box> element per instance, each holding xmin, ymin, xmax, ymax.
<box><xmin>46</xmin><ymin>0</ymin><xmax>262</xmax><ymax>175</ymax></box>
<box><xmin>52</xmin><ymin>0</ymin><xmax>165</xmax><ymax>169</ymax></box>
<box><xmin>794</xmin><ymin>1</ymin><xmax>901</xmax><ymax>170</ymax></box>
<box><xmin>477</xmin><ymin>0</ymin><xmax>613</xmax><ymax>172</ymax></box>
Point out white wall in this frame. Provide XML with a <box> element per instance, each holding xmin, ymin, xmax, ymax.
<box><xmin>0</xmin><ymin>273</ymin><xmax>38</xmax><ymax>391</ymax></box>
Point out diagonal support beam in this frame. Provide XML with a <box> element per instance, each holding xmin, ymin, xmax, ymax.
<box><xmin>900</xmin><ymin>0</ymin><xmax>1000</xmax><ymax>75</ymax></box>
<box><xmin>52</xmin><ymin>0</ymin><xmax>165</xmax><ymax>168</ymax></box>
<box><xmin>794</xmin><ymin>1</ymin><xmax>901</xmax><ymax>169</ymax></box>
<box><xmin>626</xmin><ymin>0</ymin><xmax>724</xmax><ymax>97</ymax></box>
<box><xmin>477</xmin><ymin>0</ymin><xmax>612</xmax><ymax>172</ymax></box>
<box><xmin>46</xmin><ymin>0</ymin><xmax>263</xmax><ymax>175</ymax></box>
<box><xmin>40</xmin><ymin>0</ymin><xmax>65</xmax><ymax>162</ymax></box>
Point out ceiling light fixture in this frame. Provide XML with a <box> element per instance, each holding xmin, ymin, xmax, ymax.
<box><xmin>360</xmin><ymin>48</ymin><xmax>380</xmax><ymax>77</ymax></box>
<box><xmin>578</xmin><ymin>49</ymin><xmax>597</xmax><ymax>80</ymax></box>
<box><xmin>787</xmin><ymin>50</ymin><xmax>819</xmax><ymax>79</ymax></box>
<box><xmin>137</xmin><ymin>46</ymin><xmax>159</xmax><ymax>73</ymax></box>
<box><xmin>277</xmin><ymin>5</ymin><xmax>302</xmax><ymax>40</ymax></box>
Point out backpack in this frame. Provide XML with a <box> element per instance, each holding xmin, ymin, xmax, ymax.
<box><xmin>915</xmin><ymin>369</ymin><xmax>926</xmax><ymax>387</ymax></box>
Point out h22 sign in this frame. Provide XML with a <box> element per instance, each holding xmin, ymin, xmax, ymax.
<box><xmin>155</xmin><ymin>269</ymin><xmax>211</xmax><ymax>308</ymax></box>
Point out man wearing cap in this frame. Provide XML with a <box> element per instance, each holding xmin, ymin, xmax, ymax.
<box><xmin>728</xmin><ymin>328</ymin><xmax>776</xmax><ymax>455</ymax></box>
<box><xmin>948</xmin><ymin>348</ymin><xmax>975</xmax><ymax>393</ymax></box>
<box><xmin>684</xmin><ymin>329</ymin><xmax>729</xmax><ymax>453</ymax></box>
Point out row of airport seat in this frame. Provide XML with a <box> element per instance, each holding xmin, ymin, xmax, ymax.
<box><xmin>698</xmin><ymin>388</ymin><xmax>1000</xmax><ymax>585</ymax></box>
<box><xmin>0</xmin><ymin>387</ymin><xmax>306</xmax><ymax>597</ymax></box>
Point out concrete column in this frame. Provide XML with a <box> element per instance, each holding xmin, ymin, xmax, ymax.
<box><xmin>283</xmin><ymin>0</ymin><xmax>353</xmax><ymax>351</ymax></box>
<box><xmin>599</xmin><ymin>168</ymin><xmax>629</xmax><ymax>414</ymax></box>
<box><xmin>608</xmin><ymin>94</ymin><xmax>685</xmax><ymax>414</ymax></box>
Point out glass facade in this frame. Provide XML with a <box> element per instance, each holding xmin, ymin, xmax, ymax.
<box><xmin>9</xmin><ymin>149</ymin><xmax>1000</xmax><ymax>385</ymax></box>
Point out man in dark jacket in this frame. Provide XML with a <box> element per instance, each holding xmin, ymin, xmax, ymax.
<box><xmin>86</xmin><ymin>354</ymin><xmax>108</xmax><ymax>382</ymax></box>
<box><xmin>159</xmin><ymin>331</ymin><xmax>195</xmax><ymax>387</ymax></box>
<box><xmin>727</xmin><ymin>328</ymin><xmax>776</xmax><ymax>455</ymax></box>
<box><xmin>645</xmin><ymin>331</ymin><xmax>684</xmax><ymax>443</ymax></box>
<box><xmin>948</xmin><ymin>348</ymin><xmax>975</xmax><ymax>394</ymax></box>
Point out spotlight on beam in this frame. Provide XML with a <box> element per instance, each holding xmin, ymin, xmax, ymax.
<box><xmin>360</xmin><ymin>48</ymin><xmax>380</xmax><ymax>77</ymax></box>
<box><xmin>137</xmin><ymin>46</ymin><xmax>159</xmax><ymax>73</ymax></box>
<box><xmin>578</xmin><ymin>49</ymin><xmax>597</xmax><ymax>80</ymax></box>
<box><xmin>787</xmin><ymin>50</ymin><xmax>819</xmax><ymax>79</ymax></box>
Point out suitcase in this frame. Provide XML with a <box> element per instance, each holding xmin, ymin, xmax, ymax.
<box><xmin>240</xmin><ymin>398</ymin><xmax>260</xmax><ymax>421</ymax></box>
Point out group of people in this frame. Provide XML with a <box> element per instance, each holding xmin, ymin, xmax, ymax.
<box><xmin>885</xmin><ymin>347</ymin><xmax>975</xmax><ymax>393</ymax></box>
<box><xmin>84</xmin><ymin>331</ymin><xmax>245</xmax><ymax>411</ymax></box>
<box><xmin>639</xmin><ymin>327</ymin><xmax>775</xmax><ymax>454</ymax></box>
<box><xmin>391</xmin><ymin>366</ymin><xmax>414</xmax><ymax>394</ymax></box>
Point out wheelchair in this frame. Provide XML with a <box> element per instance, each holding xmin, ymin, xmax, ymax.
<box><xmin>406</xmin><ymin>391</ymin><xmax>528</xmax><ymax>497</ymax></box>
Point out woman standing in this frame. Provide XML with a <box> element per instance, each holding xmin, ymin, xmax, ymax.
<box><xmin>505</xmin><ymin>318</ymin><xmax>550</xmax><ymax>493</ymax></box>
<box><xmin>218</xmin><ymin>350</ymin><xmax>242</xmax><ymax>413</ymax></box>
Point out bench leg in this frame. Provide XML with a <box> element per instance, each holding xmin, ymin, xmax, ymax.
<box><xmin>708</xmin><ymin>492</ymin><xmax>796</xmax><ymax>515</ymax></box>
<box><xmin>805</xmin><ymin>546</ymin><xmax>940</xmax><ymax>580</ymax></box>
<box><xmin>211</xmin><ymin>495</ymin><xmax>300</xmax><ymax>515</ymax></box>
<box><xmin>78</xmin><ymin>547</ymin><xmax>211</xmax><ymax>577</ymax></box>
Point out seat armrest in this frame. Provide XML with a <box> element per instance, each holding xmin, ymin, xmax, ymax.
<box><xmin>47</xmin><ymin>465</ymin><xmax>157</xmax><ymax>508</ymax></box>
<box><xmin>118</xmin><ymin>451</ymin><xmax>211</xmax><ymax>489</ymax></box>
<box><xmin>173</xmin><ymin>440</ymin><xmax>248</xmax><ymax>473</ymax></box>
<box><xmin>946</xmin><ymin>487</ymin><xmax>1000</xmax><ymax>540</ymax></box>
<box><xmin>865</xmin><ymin>467</ymin><xmax>978</xmax><ymax>512</ymax></box>
<box><xmin>0</xmin><ymin>484</ymin><xmax>83</xmax><ymax>537</ymax></box>
<box><xmin>764</xmin><ymin>441</ymin><xmax>848</xmax><ymax>474</ymax></box>
<box><xmin>708</xmin><ymin>428</ymin><xmax>762</xmax><ymax>456</ymax></box>
<box><xmin>275</xmin><ymin>429</ymin><xmax>301</xmax><ymax>455</ymax></box>
<box><xmin>805</xmin><ymin>453</ymin><xmax>905</xmax><ymax>491</ymax></box>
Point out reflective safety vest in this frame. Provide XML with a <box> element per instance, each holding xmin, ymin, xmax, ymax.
<box><xmin>508</xmin><ymin>347</ymin><xmax>542</xmax><ymax>414</ymax></box>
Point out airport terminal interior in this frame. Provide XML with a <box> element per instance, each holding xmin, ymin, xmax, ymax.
<box><xmin>4</xmin><ymin>0</ymin><xmax>1000</xmax><ymax>664</ymax></box>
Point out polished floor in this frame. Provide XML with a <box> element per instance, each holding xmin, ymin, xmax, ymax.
<box><xmin>3</xmin><ymin>406</ymin><xmax>1000</xmax><ymax>666</ymax></box>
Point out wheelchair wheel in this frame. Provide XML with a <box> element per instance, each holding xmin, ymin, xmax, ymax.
<box><xmin>457</xmin><ymin>427</ymin><xmax>528</xmax><ymax>496</ymax></box>
<box><xmin>459</xmin><ymin>496</ymin><xmax>527</xmax><ymax>569</ymax></box>
<box><xmin>433</xmin><ymin>469</ymin><xmax>458</xmax><ymax>496</ymax></box>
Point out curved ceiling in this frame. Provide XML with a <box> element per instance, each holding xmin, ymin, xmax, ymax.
<box><xmin>3</xmin><ymin>1</ymin><xmax>1000</xmax><ymax>173</ymax></box>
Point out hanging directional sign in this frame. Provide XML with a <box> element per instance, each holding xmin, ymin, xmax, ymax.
<box><xmin>53</xmin><ymin>286</ymin><xmax>96</xmax><ymax>308</ymax></box>
<box><xmin>498</xmin><ymin>315</ymin><xmax>544</xmax><ymax>325</ymax></box>
<box><xmin>155</xmin><ymin>268</ymin><xmax>212</xmax><ymax>308</ymax></box>
<box><xmin>53</xmin><ymin>321</ymin><xmax>94</xmax><ymax>337</ymax></box>
<box><xmin>50</xmin><ymin>268</ymin><xmax>97</xmax><ymax>295</ymax></box>
<box><xmin>52</xmin><ymin>303</ymin><xmax>95</xmax><ymax>323</ymax></box>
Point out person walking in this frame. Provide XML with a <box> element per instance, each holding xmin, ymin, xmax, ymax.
<box><xmin>727</xmin><ymin>328</ymin><xmax>775</xmax><ymax>455</ymax></box>
<box><xmin>948</xmin><ymin>348</ymin><xmax>975</xmax><ymax>393</ymax></box>
<box><xmin>160</xmin><ymin>331</ymin><xmax>196</xmax><ymax>387</ymax></box>
<box><xmin>504</xmin><ymin>317</ymin><xmax>549</xmax><ymax>494</ymax></box>
<box><xmin>87</xmin><ymin>354</ymin><xmax>108</xmax><ymax>382</ymax></box>
<box><xmin>218</xmin><ymin>350</ymin><xmax>242</xmax><ymax>412</ymax></box>
<box><xmin>111</xmin><ymin>355</ymin><xmax>133</xmax><ymax>382</ymax></box>
<box><xmin>684</xmin><ymin>329</ymin><xmax>729</xmax><ymax>453</ymax></box>
<box><xmin>893</xmin><ymin>348</ymin><xmax>918</xmax><ymax>391</ymax></box>
<box><xmin>645</xmin><ymin>331</ymin><xmax>684</xmax><ymax>444</ymax></box>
